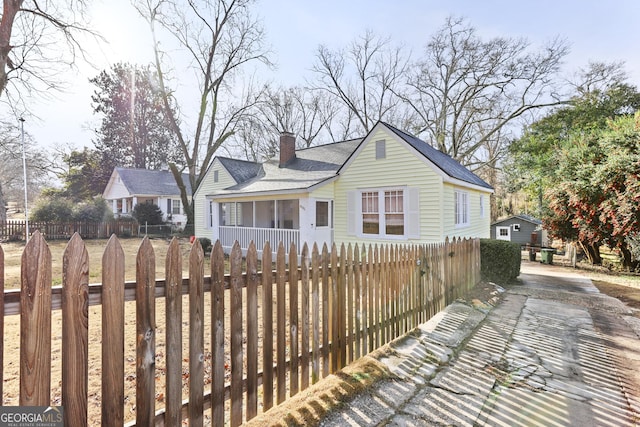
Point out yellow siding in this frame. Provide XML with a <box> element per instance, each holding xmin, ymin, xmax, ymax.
<box><xmin>309</xmin><ymin>181</ymin><xmax>334</xmax><ymax>199</ymax></box>
<box><xmin>193</xmin><ymin>161</ymin><xmax>238</xmax><ymax>237</ymax></box>
<box><xmin>442</xmin><ymin>183</ymin><xmax>491</xmax><ymax>239</ymax></box>
<box><xmin>334</xmin><ymin>128</ymin><xmax>444</xmax><ymax>248</ymax></box>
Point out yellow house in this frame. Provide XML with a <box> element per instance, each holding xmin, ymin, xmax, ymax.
<box><xmin>193</xmin><ymin>122</ymin><xmax>493</xmax><ymax>254</ymax></box>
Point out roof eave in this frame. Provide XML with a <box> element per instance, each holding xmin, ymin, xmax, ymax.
<box><xmin>207</xmin><ymin>187</ymin><xmax>310</xmax><ymax>200</ymax></box>
<box><xmin>442</xmin><ymin>176</ymin><xmax>494</xmax><ymax>193</ymax></box>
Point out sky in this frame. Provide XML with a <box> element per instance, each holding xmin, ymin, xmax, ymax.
<box><xmin>16</xmin><ymin>0</ymin><xmax>640</xmax><ymax>151</ymax></box>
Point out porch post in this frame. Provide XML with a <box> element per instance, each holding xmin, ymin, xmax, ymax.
<box><xmin>210</xmin><ymin>201</ymin><xmax>220</xmax><ymax>241</ymax></box>
<box><xmin>299</xmin><ymin>197</ymin><xmax>313</xmax><ymax>248</ymax></box>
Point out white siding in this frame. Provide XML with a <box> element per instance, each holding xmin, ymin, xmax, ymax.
<box><xmin>103</xmin><ymin>177</ymin><xmax>130</xmax><ymax>199</ymax></box>
<box><xmin>193</xmin><ymin>160</ymin><xmax>238</xmax><ymax>238</ymax></box>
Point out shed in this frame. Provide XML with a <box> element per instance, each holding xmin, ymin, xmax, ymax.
<box><xmin>490</xmin><ymin>214</ymin><xmax>548</xmax><ymax>247</ymax></box>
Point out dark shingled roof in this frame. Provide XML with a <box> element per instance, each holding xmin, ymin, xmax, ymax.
<box><xmin>210</xmin><ymin>122</ymin><xmax>491</xmax><ymax>196</ymax></box>
<box><xmin>383</xmin><ymin>122</ymin><xmax>493</xmax><ymax>189</ymax></box>
<box><xmin>217</xmin><ymin>157</ymin><xmax>262</xmax><ymax>184</ymax></box>
<box><xmin>220</xmin><ymin>139</ymin><xmax>362</xmax><ymax>193</ymax></box>
<box><xmin>491</xmin><ymin>214</ymin><xmax>542</xmax><ymax>226</ymax></box>
<box><xmin>116</xmin><ymin>167</ymin><xmax>192</xmax><ymax>196</ymax></box>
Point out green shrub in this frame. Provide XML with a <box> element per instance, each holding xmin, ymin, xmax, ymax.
<box><xmin>197</xmin><ymin>237</ymin><xmax>212</xmax><ymax>254</ymax></box>
<box><xmin>74</xmin><ymin>197</ymin><xmax>113</xmax><ymax>222</ymax></box>
<box><xmin>132</xmin><ymin>203</ymin><xmax>164</xmax><ymax>225</ymax></box>
<box><xmin>31</xmin><ymin>197</ymin><xmax>73</xmax><ymax>222</ymax></box>
<box><xmin>480</xmin><ymin>239</ymin><xmax>521</xmax><ymax>284</ymax></box>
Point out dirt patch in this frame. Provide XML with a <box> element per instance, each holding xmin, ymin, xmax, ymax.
<box><xmin>592</xmin><ymin>280</ymin><xmax>640</xmax><ymax>317</ymax></box>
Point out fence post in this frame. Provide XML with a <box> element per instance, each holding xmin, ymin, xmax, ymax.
<box><xmin>188</xmin><ymin>239</ymin><xmax>205</xmax><ymax>427</ymax></box>
<box><xmin>246</xmin><ymin>241</ymin><xmax>259</xmax><ymax>421</ymax></box>
<box><xmin>135</xmin><ymin>237</ymin><xmax>156</xmax><ymax>425</ymax></box>
<box><xmin>20</xmin><ymin>231</ymin><xmax>52</xmax><ymax>406</ymax></box>
<box><xmin>101</xmin><ymin>235</ymin><xmax>125</xmax><ymax>426</ymax></box>
<box><xmin>300</xmin><ymin>243</ymin><xmax>310</xmax><ymax>391</ymax></box>
<box><xmin>289</xmin><ymin>243</ymin><xmax>299</xmax><ymax>396</ymax></box>
<box><xmin>230</xmin><ymin>242</ymin><xmax>243</xmax><ymax>427</ymax></box>
<box><xmin>165</xmin><ymin>237</ymin><xmax>182</xmax><ymax>426</ymax></box>
<box><xmin>62</xmin><ymin>233</ymin><xmax>89</xmax><ymax>427</ymax></box>
<box><xmin>261</xmin><ymin>242</ymin><xmax>274</xmax><ymax>410</ymax></box>
<box><xmin>276</xmin><ymin>242</ymin><xmax>287</xmax><ymax>404</ymax></box>
<box><xmin>311</xmin><ymin>243</ymin><xmax>320</xmax><ymax>384</ymax></box>
<box><xmin>211</xmin><ymin>241</ymin><xmax>225</xmax><ymax>427</ymax></box>
<box><xmin>321</xmin><ymin>244</ymin><xmax>329</xmax><ymax>377</ymax></box>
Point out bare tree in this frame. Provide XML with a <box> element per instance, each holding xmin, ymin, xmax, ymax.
<box><xmin>0</xmin><ymin>0</ymin><xmax>98</xmax><ymax>108</ymax></box>
<box><xmin>0</xmin><ymin>120</ymin><xmax>51</xmax><ymax>220</ymax></box>
<box><xmin>224</xmin><ymin>85</ymin><xmax>339</xmax><ymax>161</ymax></box>
<box><xmin>311</xmin><ymin>30</ymin><xmax>409</xmax><ymax>137</ymax></box>
<box><xmin>134</xmin><ymin>0</ymin><xmax>272</xmax><ymax>225</ymax></box>
<box><xmin>402</xmin><ymin>16</ymin><xmax>569</xmax><ymax>169</ymax></box>
<box><xmin>0</xmin><ymin>0</ymin><xmax>97</xmax><ymax>219</ymax></box>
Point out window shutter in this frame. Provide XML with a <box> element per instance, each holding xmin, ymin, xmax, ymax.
<box><xmin>167</xmin><ymin>199</ymin><xmax>171</xmax><ymax>213</ymax></box>
<box><xmin>406</xmin><ymin>187</ymin><xmax>420</xmax><ymax>238</ymax></box>
<box><xmin>347</xmin><ymin>191</ymin><xmax>357</xmax><ymax>235</ymax></box>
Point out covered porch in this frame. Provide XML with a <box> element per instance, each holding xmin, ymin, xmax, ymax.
<box><xmin>211</xmin><ymin>197</ymin><xmax>334</xmax><ymax>255</ymax></box>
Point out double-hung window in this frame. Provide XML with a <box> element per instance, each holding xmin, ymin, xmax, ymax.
<box><xmin>455</xmin><ymin>190</ymin><xmax>469</xmax><ymax>227</ymax></box>
<box><xmin>171</xmin><ymin>199</ymin><xmax>181</xmax><ymax>215</ymax></box>
<box><xmin>361</xmin><ymin>189</ymin><xmax>404</xmax><ymax>237</ymax></box>
<box><xmin>348</xmin><ymin>187</ymin><xmax>419</xmax><ymax>238</ymax></box>
<box><xmin>362</xmin><ymin>191</ymin><xmax>380</xmax><ymax>234</ymax></box>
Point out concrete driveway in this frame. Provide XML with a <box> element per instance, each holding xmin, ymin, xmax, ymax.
<box><xmin>318</xmin><ymin>261</ymin><xmax>640</xmax><ymax>426</ymax></box>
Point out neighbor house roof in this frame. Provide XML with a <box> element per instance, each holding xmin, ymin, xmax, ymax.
<box><xmin>214</xmin><ymin>139</ymin><xmax>362</xmax><ymax>196</ymax></box>
<box><xmin>115</xmin><ymin>167</ymin><xmax>192</xmax><ymax>196</ymax></box>
<box><xmin>383</xmin><ymin>123</ymin><xmax>493</xmax><ymax>189</ymax></box>
<box><xmin>491</xmin><ymin>214</ymin><xmax>542</xmax><ymax>226</ymax></box>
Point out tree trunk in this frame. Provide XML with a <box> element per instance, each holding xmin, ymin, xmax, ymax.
<box><xmin>0</xmin><ymin>182</ymin><xmax>6</xmax><ymax>222</ymax></box>
<box><xmin>618</xmin><ymin>244</ymin><xmax>638</xmax><ymax>271</ymax></box>
<box><xmin>579</xmin><ymin>241</ymin><xmax>602</xmax><ymax>265</ymax></box>
<box><xmin>168</xmin><ymin>163</ymin><xmax>194</xmax><ymax>227</ymax></box>
<box><xmin>0</xmin><ymin>0</ymin><xmax>23</xmax><ymax>97</ymax></box>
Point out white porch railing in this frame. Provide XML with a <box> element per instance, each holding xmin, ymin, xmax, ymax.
<box><xmin>219</xmin><ymin>226</ymin><xmax>300</xmax><ymax>254</ymax></box>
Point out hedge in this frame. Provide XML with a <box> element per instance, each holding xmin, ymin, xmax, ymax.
<box><xmin>480</xmin><ymin>238</ymin><xmax>521</xmax><ymax>284</ymax></box>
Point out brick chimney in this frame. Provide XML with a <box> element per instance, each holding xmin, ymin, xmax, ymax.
<box><xmin>279</xmin><ymin>132</ymin><xmax>296</xmax><ymax>167</ymax></box>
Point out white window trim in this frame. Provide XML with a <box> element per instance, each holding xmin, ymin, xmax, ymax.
<box><xmin>455</xmin><ymin>190</ymin><xmax>470</xmax><ymax>228</ymax></box>
<box><xmin>171</xmin><ymin>199</ymin><xmax>182</xmax><ymax>215</ymax></box>
<box><xmin>479</xmin><ymin>195</ymin><xmax>485</xmax><ymax>218</ymax></box>
<box><xmin>356</xmin><ymin>187</ymin><xmax>410</xmax><ymax>240</ymax></box>
<box><xmin>207</xmin><ymin>200</ymin><xmax>214</xmax><ymax>229</ymax></box>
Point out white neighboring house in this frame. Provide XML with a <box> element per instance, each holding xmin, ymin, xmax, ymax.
<box><xmin>102</xmin><ymin>167</ymin><xmax>192</xmax><ymax>230</ymax></box>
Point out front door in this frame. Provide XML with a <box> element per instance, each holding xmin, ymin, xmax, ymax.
<box><xmin>315</xmin><ymin>200</ymin><xmax>333</xmax><ymax>249</ymax></box>
<box><xmin>496</xmin><ymin>226</ymin><xmax>511</xmax><ymax>241</ymax></box>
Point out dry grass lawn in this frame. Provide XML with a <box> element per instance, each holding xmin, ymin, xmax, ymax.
<box><xmin>1</xmin><ymin>236</ymin><xmax>221</xmax><ymax>425</ymax></box>
<box><xmin>1</xmin><ymin>235</ymin><xmax>305</xmax><ymax>426</ymax></box>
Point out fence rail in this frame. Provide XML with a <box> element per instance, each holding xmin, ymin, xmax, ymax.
<box><xmin>0</xmin><ymin>220</ymin><xmax>139</xmax><ymax>241</ymax></box>
<box><xmin>0</xmin><ymin>232</ymin><xmax>480</xmax><ymax>426</ymax></box>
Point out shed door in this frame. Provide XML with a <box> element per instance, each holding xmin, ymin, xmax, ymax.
<box><xmin>496</xmin><ymin>226</ymin><xmax>511</xmax><ymax>241</ymax></box>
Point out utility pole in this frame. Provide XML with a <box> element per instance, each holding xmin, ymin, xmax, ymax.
<box><xmin>20</xmin><ymin>117</ymin><xmax>29</xmax><ymax>243</ymax></box>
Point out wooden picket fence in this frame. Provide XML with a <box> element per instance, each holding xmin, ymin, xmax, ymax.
<box><xmin>0</xmin><ymin>220</ymin><xmax>139</xmax><ymax>241</ymax></box>
<box><xmin>0</xmin><ymin>231</ymin><xmax>480</xmax><ymax>426</ymax></box>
